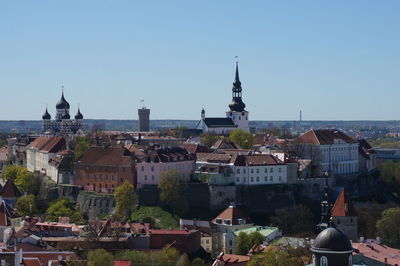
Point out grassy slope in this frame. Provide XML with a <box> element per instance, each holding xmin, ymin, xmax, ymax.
<box><xmin>131</xmin><ymin>206</ymin><xmax>179</xmax><ymax>229</ymax></box>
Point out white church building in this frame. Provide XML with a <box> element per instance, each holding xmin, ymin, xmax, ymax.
<box><xmin>198</xmin><ymin>62</ymin><xmax>250</xmax><ymax>134</ymax></box>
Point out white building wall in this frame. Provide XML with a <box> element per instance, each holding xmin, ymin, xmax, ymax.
<box><xmin>136</xmin><ymin>160</ymin><xmax>194</xmax><ymax>188</ymax></box>
<box><xmin>318</xmin><ymin>142</ymin><xmax>359</xmax><ymax>175</ymax></box>
<box><xmin>234</xmin><ymin>165</ymin><xmax>288</xmax><ymax>185</ymax></box>
<box><xmin>226</xmin><ymin>111</ymin><xmax>250</xmax><ymax>132</ymax></box>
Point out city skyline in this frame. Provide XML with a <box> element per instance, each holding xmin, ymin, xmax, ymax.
<box><xmin>1</xmin><ymin>1</ymin><xmax>400</xmax><ymax>121</ymax></box>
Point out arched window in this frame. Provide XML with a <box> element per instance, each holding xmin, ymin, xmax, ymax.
<box><xmin>320</xmin><ymin>256</ymin><xmax>328</xmax><ymax>266</ymax></box>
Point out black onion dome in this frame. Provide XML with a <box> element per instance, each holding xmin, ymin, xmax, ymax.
<box><xmin>75</xmin><ymin>108</ymin><xmax>83</xmax><ymax>119</ymax></box>
<box><xmin>42</xmin><ymin>108</ymin><xmax>51</xmax><ymax>120</ymax></box>
<box><xmin>229</xmin><ymin>100</ymin><xmax>246</xmax><ymax>112</ymax></box>
<box><xmin>56</xmin><ymin>92</ymin><xmax>70</xmax><ymax>109</ymax></box>
<box><xmin>312</xmin><ymin>227</ymin><xmax>353</xmax><ymax>252</ymax></box>
<box><xmin>61</xmin><ymin>111</ymin><xmax>70</xmax><ymax>120</ymax></box>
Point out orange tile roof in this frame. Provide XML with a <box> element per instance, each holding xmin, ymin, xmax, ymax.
<box><xmin>353</xmin><ymin>241</ymin><xmax>400</xmax><ymax>265</ymax></box>
<box><xmin>29</xmin><ymin>136</ymin><xmax>66</xmax><ymax>153</ymax></box>
<box><xmin>212</xmin><ymin>205</ymin><xmax>251</xmax><ymax>225</ymax></box>
<box><xmin>298</xmin><ymin>129</ymin><xmax>357</xmax><ymax>145</ymax></box>
<box><xmin>0</xmin><ymin>179</ymin><xmax>22</xmax><ymax>198</ymax></box>
<box><xmin>331</xmin><ymin>189</ymin><xmax>357</xmax><ymax>217</ymax></box>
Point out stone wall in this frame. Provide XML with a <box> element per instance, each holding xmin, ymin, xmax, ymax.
<box><xmin>209</xmin><ymin>185</ymin><xmax>235</xmax><ymax>211</ymax></box>
<box><xmin>77</xmin><ymin>191</ymin><xmax>115</xmax><ymax>220</ymax></box>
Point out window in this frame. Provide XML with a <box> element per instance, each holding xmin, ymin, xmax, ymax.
<box><xmin>144</xmin><ymin>175</ymin><xmax>147</xmax><ymax>180</ymax></box>
<box><xmin>112</xmin><ymin>175</ymin><xmax>114</xmax><ymax>181</ymax></box>
<box><xmin>151</xmin><ymin>166</ymin><xmax>154</xmax><ymax>172</ymax></box>
<box><xmin>243</xmin><ymin>177</ymin><xmax>245</xmax><ymax>182</ymax></box>
<box><xmin>264</xmin><ymin>168</ymin><xmax>268</xmax><ymax>173</ymax></box>
<box><xmin>236</xmin><ymin>177</ymin><xmax>240</xmax><ymax>182</ymax></box>
<box><xmin>152</xmin><ymin>175</ymin><xmax>155</xmax><ymax>181</ymax></box>
<box><xmin>236</xmin><ymin>169</ymin><xmax>240</xmax><ymax>174</ymax></box>
<box><xmin>270</xmin><ymin>176</ymin><xmax>273</xmax><ymax>181</ymax></box>
<box><xmin>320</xmin><ymin>256</ymin><xmax>328</xmax><ymax>266</ymax></box>
<box><xmin>264</xmin><ymin>176</ymin><xmax>267</xmax><ymax>182</ymax></box>
<box><xmin>256</xmin><ymin>176</ymin><xmax>260</xmax><ymax>182</ymax></box>
<box><xmin>256</xmin><ymin>169</ymin><xmax>259</xmax><ymax>174</ymax></box>
<box><xmin>239</xmin><ymin>116</ymin><xmax>241</xmax><ymax>120</ymax></box>
<box><xmin>216</xmin><ymin>218</ymin><xmax>222</xmax><ymax>224</ymax></box>
<box><xmin>270</xmin><ymin>168</ymin><xmax>273</xmax><ymax>173</ymax></box>
<box><xmin>251</xmin><ymin>177</ymin><xmax>254</xmax><ymax>182</ymax></box>
<box><xmin>224</xmin><ymin>219</ymin><xmax>231</xmax><ymax>225</ymax></box>
<box><xmin>279</xmin><ymin>168</ymin><xmax>282</xmax><ymax>173</ymax></box>
<box><xmin>250</xmin><ymin>169</ymin><xmax>254</xmax><ymax>174</ymax></box>
<box><xmin>243</xmin><ymin>169</ymin><xmax>246</xmax><ymax>174</ymax></box>
<box><xmin>141</xmin><ymin>166</ymin><xmax>144</xmax><ymax>171</ymax></box>
<box><xmin>229</xmin><ymin>240</ymin><xmax>233</xmax><ymax>246</ymax></box>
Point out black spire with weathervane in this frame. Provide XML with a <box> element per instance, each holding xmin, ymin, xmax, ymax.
<box><xmin>228</xmin><ymin>62</ymin><xmax>246</xmax><ymax>112</ymax></box>
<box><xmin>317</xmin><ymin>174</ymin><xmax>332</xmax><ymax>233</ymax></box>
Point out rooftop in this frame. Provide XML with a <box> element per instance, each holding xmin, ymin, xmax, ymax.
<box><xmin>234</xmin><ymin>226</ymin><xmax>279</xmax><ymax>237</ymax></box>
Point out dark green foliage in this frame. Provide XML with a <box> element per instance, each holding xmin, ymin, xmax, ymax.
<box><xmin>249</xmin><ymin>246</ymin><xmax>306</xmax><ymax>266</ymax></box>
<box><xmin>356</xmin><ymin>203</ymin><xmax>393</xmax><ymax>238</ymax></box>
<box><xmin>72</xmin><ymin>136</ymin><xmax>91</xmax><ymax>161</ymax></box>
<box><xmin>158</xmin><ymin>169</ymin><xmax>188</xmax><ymax>215</ymax></box>
<box><xmin>114</xmin><ymin>181</ymin><xmax>138</xmax><ymax>220</ymax></box>
<box><xmin>200</xmin><ymin>132</ymin><xmax>221</xmax><ymax>148</ymax></box>
<box><xmin>16</xmin><ymin>194</ymin><xmax>38</xmax><ymax>216</ymax></box>
<box><xmin>2</xmin><ymin>165</ymin><xmax>40</xmax><ymax>194</ymax></box>
<box><xmin>87</xmin><ymin>249</ymin><xmax>114</xmax><ymax>266</ymax></box>
<box><xmin>270</xmin><ymin>205</ymin><xmax>315</xmax><ymax>236</ymax></box>
<box><xmin>116</xmin><ymin>248</ymin><xmax>180</xmax><ymax>266</ymax></box>
<box><xmin>376</xmin><ymin>208</ymin><xmax>400</xmax><ymax>248</ymax></box>
<box><xmin>228</xmin><ymin>129</ymin><xmax>254</xmax><ymax>149</ymax></box>
<box><xmin>234</xmin><ymin>231</ymin><xmax>265</xmax><ymax>255</ymax></box>
<box><xmin>191</xmin><ymin>258</ymin><xmax>205</xmax><ymax>266</ymax></box>
<box><xmin>45</xmin><ymin>198</ymin><xmax>82</xmax><ymax>224</ymax></box>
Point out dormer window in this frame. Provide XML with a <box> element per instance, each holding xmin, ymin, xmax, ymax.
<box><xmin>224</xmin><ymin>219</ymin><xmax>231</xmax><ymax>225</ymax></box>
<box><xmin>216</xmin><ymin>218</ymin><xmax>222</xmax><ymax>224</ymax></box>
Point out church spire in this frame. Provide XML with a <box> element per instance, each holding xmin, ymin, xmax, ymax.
<box><xmin>229</xmin><ymin>61</ymin><xmax>246</xmax><ymax>112</ymax></box>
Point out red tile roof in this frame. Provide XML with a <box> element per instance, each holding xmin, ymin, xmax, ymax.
<box><xmin>0</xmin><ymin>200</ymin><xmax>21</xmax><ymax>226</ymax></box>
<box><xmin>211</xmin><ymin>139</ymin><xmax>241</xmax><ymax>150</ymax></box>
<box><xmin>353</xmin><ymin>241</ymin><xmax>400</xmax><ymax>265</ymax></box>
<box><xmin>298</xmin><ymin>129</ymin><xmax>357</xmax><ymax>145</ymax></box>
<box><xmin>76</xmin><ymin>146</ymin><xmax>132</xmax><ymax>166</ymax></box>
<box><xmin>234</xmin><ymin>154</ymin><xmax>283</xmax><ymax>166</ymax></box>
<box><xmin>212</xmin><ymin>204</ymin><xmax>252</xmax><ymax>225</ymax></box>
<box><xmin>331</xmin><ymin>189</ymin><xmax>357</xmax><ymax>217</ymax></box>
<box><xmin>214</xmin><ymin>252</ymin><xmax>250</xmax><ymax>265</ymax></box>
<box><xmin>114</xmin><ymin>261</ymin><xmax>131</xmax><ymax>266</ymax></box>
<box><xmin>29</xmin><ymin>136</ymin><xmax>66</xmax><ymax>153</ymax></box>
<box><xmin>196</xmin><ymin>153</ymin><xmax>236</xmax><ymax>164</ymax></box>
<box><xmin>0</xmin><ymin>179</ymin><xmax>22</xmax><ymax>198</ymax></box>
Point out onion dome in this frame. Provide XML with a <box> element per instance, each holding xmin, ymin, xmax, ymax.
<box><xmin>42</xmin><ymin>108</ymin><xmax>51</xmax><ymax>120</ymax></box>
<box><xmin>312</xmin><ymin>227</ymin><xmax>353</xmax><ymax>253</ymax></box>
<box><xmin>56</xmin><ymin>91</ymin><xmax>70</xmax><ymax>110</ymax></box>
<box><xmin>75</xmin><ymin>108</ymin><xmax>83</xmax><ymax>120</ymax></box>
<box><xmin>61</xmin><ymin>110</ymin><xmax>70</xmax><ymax>120</ymax></box>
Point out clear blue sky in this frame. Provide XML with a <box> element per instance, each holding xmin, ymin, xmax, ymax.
<box><xmin>1</xmin><ymin>1</ymin><xmax>399</xmax><ymax>120</ymax></box>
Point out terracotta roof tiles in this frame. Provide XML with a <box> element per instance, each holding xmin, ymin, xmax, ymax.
<box><xmin>298</xmin><ymin>129</ymin><xmax>357</xmax><ymax>145</ymax></box>
<box><xmin>331</xmin><ymin>189</ymin><xmax>357</xmax><ymax>217</ymax></box>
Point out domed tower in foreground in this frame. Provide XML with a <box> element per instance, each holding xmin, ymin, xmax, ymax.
<box><xmin>311</xmin><ymin>226</ymin><xmax>354</xmax><ymax>266</ymax></box>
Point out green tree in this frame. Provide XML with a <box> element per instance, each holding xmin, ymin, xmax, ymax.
<box><xmin>158</xmin><ymin>170</ymin><xmax>187</xmax><ymax>215</ymax></box>
<box><xmin>172</xmin><ymin>126</ymin><xmax>188</xmax><ymax>138</ymax></box>
<box><xmin>116</xmin><ymin>247</ymin><xmax>180</xmax><ymax>266</ymax></box>
<box><xmin>45</xmin><ymin>198</ymin><xmax>82</xmax><ymax>224</ymax></box>
<box><xmin>200</xmin><ymin>132</ymin><xmax>221</xmax><ymax>148</ymax></box>
<box><xmin>73</xmin><ymin>136</ymin><xmax>91</xmax><ymax>161</ymax></box>
<box><xmin>377</xmin><ymin>208</ymin><xmax>400</xmax><ymax>248</ymax></box>
<box><xmin>249</xmin><ymin>247</ymin><xmax>303</xmax><ymax>266</ymax></box>
<box><xmin>16</xmin><ymin>195</ymin><xmax>37</xmax><ymax>216</ymax></box>
<box><xmin>176</xmin><ymin>253</ymin><xmax>190</xmax><ymax>266</ymax></box>
<box><xmin>114</xmin><ymin>181</ymin><xmax>138</xmax><ymax>220</ymax></box>
<box><xmin>1</xmin><ymin>165</ymin><xmax>39</xmax><ymax>194</ymax></box>
<box><xmin>270</xmin><ymin>205</ymin><xmax>315</xmax><ymax>236</ymax></box>
<box><xmin>87</xmin><ymin>249</ymin><xmax>114</xmax><ymax>266</ymax></box>
<box><xmin>356</xmin><ymin>203</ymin><xmax>392</xmax><ymax>238</ymax></box>
<box><xmin>191</xmin><ymin>258</ymin><xmax>205</xmax><ymax>266</ymax></box>
<box><xmin>234</xmin><ymin>231</ymin><xmax>265</xmax><ymax>255</ymax></box>
<box><xmin>228</xmin><ymin>129</ymin><xmax>254</xmax><ymax>149</ymax></box>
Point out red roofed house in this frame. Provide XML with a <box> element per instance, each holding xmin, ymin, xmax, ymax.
<box><xmin>26</xmin><ymin>136</ymin><xmax>68</xmax><ymax>183</ymax></box>
<box><xmin>0</xmin><ymin>249</ymin><xmax>79</xmax><ymax>266</ymax></box>
<box><xmin>0</xmin><ymin>179</ymin><xmax>22</xmax><ymax>207</ymax></box>
<box><xmin>74</xmin><ymin>145</ymin><xmax>137</xmax><ymax>192</ymax></box>
<box><xmin>149</xmin><ymin>229</ymin><xmax>201</xmax><ymax>254</ymax></box>
<box><xmin>212</xmin><ymin>252</ymin><xmax>250</xmax><ymax>266</ymax></box>
<box><xmin>353</xmin><ymin>239</ymin><xmax>400</xmax><ymax>266</ymax></box>
<box><xmin>114</xmin><ymin>261</ymin><xmax>131</xmax><ymax>266</ymax></box>
<box><xmin>0</xmin><ymin>200</ymin><xmax>23</xmax><ymax>242</ymax></box>
<box><xmin>296</xmin><ymin>129</ymin><xmax>359</xmax><ymax>175</ymax></box>
<box><xmin>211</xmin><ymin>203</ymin><xmax>253</xmax><ymax>255</ymax></box>
<box><xmin>331</xmin><ymin>189</ymin><xmax>358</xmax><ymax>240</ymax></box>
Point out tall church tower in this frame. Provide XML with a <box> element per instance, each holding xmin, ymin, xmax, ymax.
<box><xmin>226</xmin><ymin>62</ymin><xmax>250</xmax><ymax>132</ymax></box>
